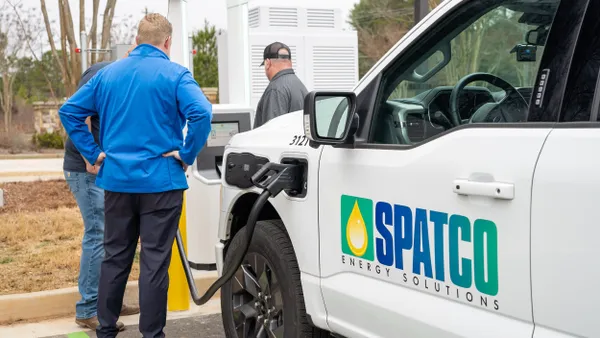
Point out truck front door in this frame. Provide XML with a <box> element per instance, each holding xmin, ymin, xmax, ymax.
<box><xmin>315</xmin><ymin>0</ymin><xmax>581</xmax><ymax>336</ymax></box>
<box><xmin>531</xmin><ymin>0</ymin><xmax>600</xmax><ymax>337</ymax></box>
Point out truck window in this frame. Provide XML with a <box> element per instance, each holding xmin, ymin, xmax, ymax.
<box><xmin>559</xmin><ymin>2</ymin><xmax>600</xmax><ymax>122</ymax></box>
<box><xmin>370</xmin><ymin>0</ymin><xmax>560</xmax><ymax>145</ymax></box>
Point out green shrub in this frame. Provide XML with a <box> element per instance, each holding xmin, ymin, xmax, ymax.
<box><xmin>32</xmin><ymin>131</ymin><xmax>65</xmax><ymax>149</ymax></box>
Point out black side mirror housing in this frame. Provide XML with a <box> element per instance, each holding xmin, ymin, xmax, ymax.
<box><xmin>303</xmin><ymin>91</ymin><xmax>358</xmax><ymax>145</ymax></box>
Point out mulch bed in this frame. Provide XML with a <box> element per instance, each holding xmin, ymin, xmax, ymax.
<box><xmin>0</xmin><ymin>180</ymin><xmax>76</xmax><ymax>214</ymax></box>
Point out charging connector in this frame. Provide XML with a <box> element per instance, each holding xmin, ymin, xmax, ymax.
<box><xmin>175</xmin><ymin>161</ymin><xmax>305</xmax><ymax>306</ymax></box>
<box><xmin>251</xmin><ymin>162</ymin><xmax>304</xmax><ymax>197</ymax></box>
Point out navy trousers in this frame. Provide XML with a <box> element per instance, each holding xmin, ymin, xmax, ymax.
<box><xmin>96</xmin><ymin>190</ymin><xmax>184</xmax><ymax>338</ymax></box>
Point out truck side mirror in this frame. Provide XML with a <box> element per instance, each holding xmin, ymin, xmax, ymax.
<box><xmin>303</xmin><ymin>91</ymin><xmax>357</xmax><ymax>145</ymax></box>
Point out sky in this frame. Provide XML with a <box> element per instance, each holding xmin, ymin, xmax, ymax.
<box><xmin>16</xmin><ymin>0</ymin><xmax>359</xmax><ymax>47</ymax></box>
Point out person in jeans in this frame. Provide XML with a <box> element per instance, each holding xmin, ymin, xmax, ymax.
<box><xmin>59</xmin><ymin>13</ymin><xmax>213</xmax><ymax>338</ymax></box>
<box><xmin>63</xmin><ymin>47</ymin><xmax>140</xmax><ymax>332</ymax></box>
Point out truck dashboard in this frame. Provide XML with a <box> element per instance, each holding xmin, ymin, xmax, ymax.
<box><xmin>378</xmin><ymin>86</ymin><xmax>534</xmax><ymax>144</ymax></box>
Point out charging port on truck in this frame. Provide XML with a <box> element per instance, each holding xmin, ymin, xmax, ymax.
<box><xmin>281</xmin><ymin>157</ymin><xmax>308</xmax><ymax>198</ymax></box>
<box><xmin>224</xmin><ymin>152</ymin><xmax>308</xmax><ymax>198</ymax></box>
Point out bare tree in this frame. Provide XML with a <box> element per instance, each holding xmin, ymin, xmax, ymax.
<box><xmin>79</xmin><ymin>0</ymin><xmax>85</xmax><ymax>65</ymax></box>
<box><xmin>99</xmin><ymin>0</ymin><xmax>117</xmax><ymax>62</ymax></box>
<box><xmin>0</xmin><ymin>1</ymin><xmax>33</xmax><ymax>132</ymax></box>
<box><xmin>111</xmin><ymin>14</ymin><xmax>138</xmax><ymax>46</ymax></box>
<box><xmin>6</xmin><ymin>0</ymin><xmax>59</xmax><ymax>106</ymax></box>
<box><xmin>89</xmin><ymin>0</ymin><xmax>100</xmax><ymax>64</ymax></box>
<box><xmin>40</xmin><ymin>0</ymin><xmax>118</xmax><ymax>96</ymax></box>
<box><xmin>40</xmin><ymin>0</ymin><xmax>66</xmax><ymax>87</ymax></box>
<box><xmin>61</xmin><ymin>0</ymin><xmax>79</xmax><ymax>93</ymax></box>
<box><xmin>349</xmin><ymin>0</ymin><xmax>414</xmax><ymax>76</ymax></box>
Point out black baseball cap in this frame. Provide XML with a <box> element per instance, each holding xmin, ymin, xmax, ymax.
<box><xmin>260</xmin><ymin>42</ymin><xmax>292</xmax><ymax>66</ymax></box>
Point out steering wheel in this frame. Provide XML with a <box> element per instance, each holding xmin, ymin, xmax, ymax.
<box><xmin>449</xmin><ymin>72</ymin><xmax>529</xmax><ymax>126</ymax></box>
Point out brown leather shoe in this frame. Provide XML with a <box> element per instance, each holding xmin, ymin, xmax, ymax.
<box><xmin>75</xmin><ymin>316</ymin><xmax>125</xmax><ymax>332</ymax></box>
<box><xmin>120</xmin><ymin>303</ymin><xmax>140</xmax><ymax>316</ymax></box>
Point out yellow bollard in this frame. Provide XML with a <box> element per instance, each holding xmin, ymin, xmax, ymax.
<box><xmin>167</xmin><ymin>191</ymin><xmax>190</xmax><ymax>311</ymax></box>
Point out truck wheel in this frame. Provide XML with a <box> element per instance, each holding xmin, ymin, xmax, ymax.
<box><xmin>221</xmin><ymin>220</ymin><xmax>329</xmax><ymax>338</ymax></box>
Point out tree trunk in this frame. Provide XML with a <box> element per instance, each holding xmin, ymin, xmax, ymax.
<box><xmin>60</xmin><ymin>0</ymin><xmax>80</xmax><ymax>89</ymax></box>
<box><xmin>100</xmin><ymin>0</ymin><xmax>117</xmax><ymax>62</ymax></box>
<box><xmin>80</xmin><ymin>0</ymin><xmax>87</xmax><ymax>66</ymax></box>
<box><xmin>0</xmin><ymin>75</ymin><xmax>4</xmax><ymax>133</ymax></box>
<box><xmin>40</xmin><ymin>0</ymin><xmax>68</xmax><ymax>88</ymax></box>
<box><xmin>2</xmin><ymin>72</ymin><xmax>10</xmax><ymax>132</ymax></box>
<box><xmin>470</xmin><ymin>20</ymin><xmax>487</xmax><ymax>75</ymax></box>
<box><xmin>89</xmin><ymin>0</ymin><xmax>100</xmax><ymax>64</ymax></box>
<box><xmin>79</xmin><ymin>0</ymin><xmax>85</xmax><ymax>40</ymax></box>
<box><xmin>58</xmin><ymin>0</ymin><xmax>73</xmax><ymax>95</ymax></box>
<box><xmin>7</xmin><ymin>74</ymin><xmax>15</xmax><ymax>128</ymax></box>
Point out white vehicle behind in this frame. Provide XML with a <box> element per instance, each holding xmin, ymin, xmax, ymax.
<box><xmin>215</xmin><ymin>0</ymin><xmax>600</xmax><ymax>337</ymax></box>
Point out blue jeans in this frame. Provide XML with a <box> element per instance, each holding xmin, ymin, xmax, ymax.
<box><xmin>64</xmin><ymin>171</ymin><xmax>105</xmax><ymax>320</ymax></box>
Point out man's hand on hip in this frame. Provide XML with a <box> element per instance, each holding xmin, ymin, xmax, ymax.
<box><xmin>163</xmin><ymin>150</ymin><xmax>189</xmax><ymax>171</ymax></box>
<box><xmin>86</xmin><ymin>162</ymin><xmax>100</xmax><ymax>175</ymax></box>
<box><xmin>95</xmin><ymin>152</ymin><xmax>106</xmax><ymax>166</ymax></box>
<box><xmin>82</xmin><ymin>154</ymin><xmax>102</xmax><ymax>175</ymax></box>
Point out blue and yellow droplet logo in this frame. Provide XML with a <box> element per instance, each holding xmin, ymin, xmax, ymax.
<box><xmin>346</xmin><ymin>201</ymin><xmax>368</xmax><ymax>256</ymax></box>
<box><xmin>341</xmin><ymin>195</ymin><xmax>374</xmax><ymax>261</ymax></box>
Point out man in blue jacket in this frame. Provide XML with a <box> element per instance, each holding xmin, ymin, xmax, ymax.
<box><xmin>63</xmin><ymin>45</ymin><xmax>140</xmax><ymax>333</ymax></box>
<box><xmin>64</xmin><ymin>61</ymin><xmax>135</xmax><ymax>331</ymax></box>
<box><xmin>59</xmin><ymin>13</ymin><xmax>212</xmax><ymax>338</ymax></box>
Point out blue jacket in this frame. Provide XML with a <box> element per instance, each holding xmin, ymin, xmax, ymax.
<box><xmin>59</xmin><ymin>44</ymin><xmax>213</xmax><ymax>193</ymax></box>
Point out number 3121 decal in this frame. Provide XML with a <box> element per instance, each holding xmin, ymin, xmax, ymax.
<box><xmin>289</xmin><ymin>135</ymin><xmax>309</xmax><ymax>146</ymax></box>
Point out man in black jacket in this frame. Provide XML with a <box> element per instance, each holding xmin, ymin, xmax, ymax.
<box><xmin>254</xmin><ymin>42</ymin><xmax>308</xmax><ymax>128</ymax></box>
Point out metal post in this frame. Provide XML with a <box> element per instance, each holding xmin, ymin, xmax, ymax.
<box><xmin>166</xmin><ymin>0</ymin><xmax>191</xmax><ymax>313</ymax></box>
<box><xmin>226</xmin><ymin>0</ymin><xmax>250</xmax><ymax>106</ymax></box>
<box><xmin>414</xmin><ymin>0</ymin><xmax>429</xmax><ymax>23</ymax></box>
<box><xmin>167</xmin><ymin>0</ymin><xmax>189</xmax><ymax>69</ymax></box>
<box><xmin>80</xmin><ymin>31</ymin><xmax>87</xmax><ymax>73</ymax></box>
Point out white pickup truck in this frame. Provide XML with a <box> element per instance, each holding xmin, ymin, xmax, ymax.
<box><xmin>215</xmin><ymin>0</ymin><xmax>600</xmax><ymax>337</ymax></box>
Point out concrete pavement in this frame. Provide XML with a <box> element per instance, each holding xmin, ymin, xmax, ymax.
<box><xmin>0</xmin><ymin>158</ymin><xmax>64</xmax><ymax>183</ymax></box>
<box><xmin>0</xmin><ymin>153</ymin><xmax>64</xmax><ymax>160</ymax></box>
<box><xmin>0</xmin><ymin>158</ymin><xmax>63</xmax><ymax>173</ymax></box>
<box><xmin>43</xmin><ymin>314</ymin><xmax>225</xmax><ymax>338</ymax></box>
<box><xmin>1</xmin><ymin>299</ymin><xmax>222</xmax><ymax>338</ymax></box>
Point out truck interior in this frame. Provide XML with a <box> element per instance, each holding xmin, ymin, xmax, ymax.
<box><xmin>371</xmin><ymin>0</ymin><xmax>561</xmax><ymax>145</ymax></box>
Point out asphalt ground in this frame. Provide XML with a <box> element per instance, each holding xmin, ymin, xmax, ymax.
<box><xmin>42</xmin><ymin>313</ymin><xmax>225</xmax><ymax>338</ymax></box>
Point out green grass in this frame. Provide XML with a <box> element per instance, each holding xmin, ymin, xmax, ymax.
<box><xmin>0</xmin><ymin>257</ymin><xmax>14</xmax><ymax>264</ymax></box>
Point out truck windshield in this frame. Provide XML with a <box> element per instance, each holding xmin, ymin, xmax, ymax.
<box><xmin>389</xmin><ymin>0</ymin><xmax>560</xmax><ymax>100</ymax></box>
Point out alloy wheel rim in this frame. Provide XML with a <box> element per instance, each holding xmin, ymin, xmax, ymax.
<box><xmin>231</xmin><ymin>252</ymin><xmax>284</xmax><ymax>338</ymax></box>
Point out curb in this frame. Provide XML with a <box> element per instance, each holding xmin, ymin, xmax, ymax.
<box><xmin>0</xmin><ymin>273</ymin><xmax>218</xmax><ymax>325</ymax></box>
<box><xmin>0</xmin><ymin>172</ymin><xmax>64</xmax><ymax>178</ymax></box>
<box><xmin>0</xmin><ymin>153</ymin><xmax>64</xmax><ymax>160</ymax></box>
<box><xmin>0</xmin><ymin>174</ymin><xmax>65</xmax><ymax>184</ymax></box>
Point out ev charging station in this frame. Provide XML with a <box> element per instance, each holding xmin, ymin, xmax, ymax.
<box><xmin>170</xmin><ymin>0</ymin><xmax>358</xmax><ymax>271</ymax></box>
<box><xmin>185</xmin><ymin>106</ymin><xmax>253</xmax><ymax>269</ymax></box>
<box><xmin>171</xmin><ymin>0</ymin><xmax>255</xmax><ymax>271</ymax></box>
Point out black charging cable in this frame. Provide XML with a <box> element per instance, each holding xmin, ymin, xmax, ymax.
<box><xmin>175</xmin><ymin>162</ymin><xmax>304</xmax><ymax>305</ymax></box>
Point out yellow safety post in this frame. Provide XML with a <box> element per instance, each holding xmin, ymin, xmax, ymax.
<box><xmin>167</xmin><ymin>191</ymin><xmax>190</xmax><ymax>311</ymax></box>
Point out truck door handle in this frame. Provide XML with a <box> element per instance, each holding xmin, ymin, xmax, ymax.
<box><xmin>453</xmin><ymin>179</ymin><xmax>514</xmax><ymax>200</ymax></box>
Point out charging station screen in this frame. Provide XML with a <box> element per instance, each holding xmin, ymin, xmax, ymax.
<box><xmin>207</xmin><ymin>122</ymin><xmax>240</xmax><ymax>147</ymax></box>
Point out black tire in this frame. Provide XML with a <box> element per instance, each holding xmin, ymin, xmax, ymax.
<box><xmin>221</xmin><ymin>220</ymin><xmax>330</xmax><ymax>338</ymax></box>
